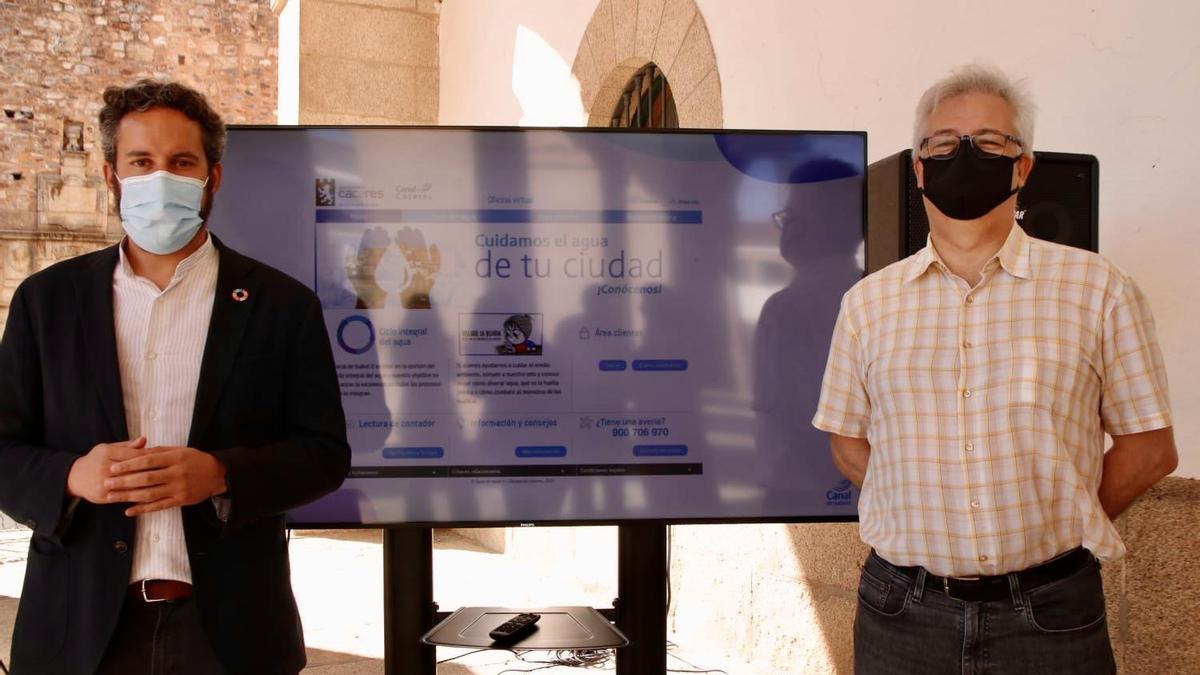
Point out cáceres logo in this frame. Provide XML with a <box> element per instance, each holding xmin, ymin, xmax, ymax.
<box><xmin>317</xmin><ymin>177</ymin><xmax>386</xmax><ymax>205</ymax></box>
<box><xmin>316</xmin><ymin>178</ymin><xmax>336</xmax><ymax>206</ymax></box>
<box><xmin>338</xmin><ymin>187</ymin><xmax>386</xmax><ymax>200</ymax></box>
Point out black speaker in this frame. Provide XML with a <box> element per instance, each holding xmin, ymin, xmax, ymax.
<box><xmin>866</xmin><ymin>149</ymin><xmax>1099</xmax><ymax>273</ymax></box>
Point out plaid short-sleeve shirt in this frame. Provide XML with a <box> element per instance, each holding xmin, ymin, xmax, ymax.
<box><xmin>813</xmin><ymin>224</ymin><xmax>1171</xmax><ymax>576</ymax></box>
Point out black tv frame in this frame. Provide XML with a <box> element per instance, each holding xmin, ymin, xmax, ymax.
<box><xmin>222</xmin><ymin>124</ymin><xmax>867</xmax><ymax>529</ymax></box>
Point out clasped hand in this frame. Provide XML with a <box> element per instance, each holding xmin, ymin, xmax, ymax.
<box><xmin>67</xmin><ymin>436</ymin><xmax>228</xmax><ymax>516</ymax></box>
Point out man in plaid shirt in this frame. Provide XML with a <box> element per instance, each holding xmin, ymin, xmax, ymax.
<box><xmin>814</xmin><ymin>64</ymin><xmax>1177</xmax><ymax>674</ymax></box>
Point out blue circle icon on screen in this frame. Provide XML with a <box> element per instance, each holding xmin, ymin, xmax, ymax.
<box><xmin>337</xmin><ymin>315</ymin><xmax>376</xmax><ymax>354</ymax></box>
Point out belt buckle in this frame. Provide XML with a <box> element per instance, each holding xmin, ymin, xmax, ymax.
<box><xmin>140</xmin><ymin>579</ymin><xmax>169</xmax><ymax>604</ymax></box>
<box><xmin>941</xmin><ymin>575</ymin><xmax>980</xmax><ymax>601</ymax></box>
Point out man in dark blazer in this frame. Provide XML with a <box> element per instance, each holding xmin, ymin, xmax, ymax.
<box><xmin>0</xmin><ymin>80</ymin><xmax>350</xmax><ymax>674</ymax></box>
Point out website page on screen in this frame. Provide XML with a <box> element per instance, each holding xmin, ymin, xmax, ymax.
<box><xmin>211</xmin><ymin>128</ymin><xmax>864</xmax><ymax>525</ymax></box>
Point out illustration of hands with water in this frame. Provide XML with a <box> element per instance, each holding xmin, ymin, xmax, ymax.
<box><xmin>346</xmin><ymin>226</ymin><xmax>391</xmax><ymax>309</ymax></box>
<box><xmin>395</xmin><ymin>226</ymin><xmax>441</xmax><ymax>309</ymax></box>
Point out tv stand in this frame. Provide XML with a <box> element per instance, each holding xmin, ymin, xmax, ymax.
<box><xmin>382</xmin><ymin>523</ymin><xmax>669</xmax><ymax>674</ymax></box>
<box><xmin>422</xmin><ymin>606</ymin><xmax>628</xmax><ymax>650</ymax></box>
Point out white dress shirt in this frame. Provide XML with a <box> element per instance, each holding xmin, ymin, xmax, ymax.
<box><xmin>113</xmin><ymin>235</ymin><xmax>218</xmax><ymax>584</ymax></box>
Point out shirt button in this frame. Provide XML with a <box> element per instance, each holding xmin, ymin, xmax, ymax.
<box><xmin>962</xmin><ymin>340</ymin><xmax>972</xmax><ymax>348</ymax></box>
<box><xmin>146</xmin><ymin>351</ymin><xmax>157</xmax><ymax>360</ymax></box>
<box><xmin>965</xmin><ymin>442</ymin><xmax>974</xmax><ymax>452</ymax></box>
<box><xmin>153</xmin><ymin>534</ymin><xmax>161</xmax><ymax>543</ymax></box>
<box><xmin>113</xmin><ymin>540</ymin><xmax>129</xmax><ymax>553</ymax></box>
<box><xmin>970</xmin><ymin>499</ymin><xmax>981</xmax><ymax>509</ymax></box>
<box><xmin>965</xmin><ymin>296</ymin><xmax>975</xmax><ymax>305</ymax></box>
<box><xmin>962</xmin><ymin>389</ymin><xmax>972</xmax><ymax>398</ymax></box>
<box><xmin>978</xmin><ymin>555</ymin><xmax>989</xmax><ymax>562</ymax></box>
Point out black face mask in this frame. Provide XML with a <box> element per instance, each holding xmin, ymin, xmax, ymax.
<box><xmin>919</xmin><ymin>150</ymin><xmax>1019</xmax><ymax>221</ymax></box>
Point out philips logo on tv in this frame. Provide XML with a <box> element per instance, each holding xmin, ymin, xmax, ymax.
<box><xmin>826</xmin><ymin>479</ymin><xmax>853</xmax><ymax>506</ymax></box>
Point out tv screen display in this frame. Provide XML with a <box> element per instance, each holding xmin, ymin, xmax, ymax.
<box><xmin>210</xmin><ymin>127</ymin><xmax>865</xmax><ymax>526</ymax></box>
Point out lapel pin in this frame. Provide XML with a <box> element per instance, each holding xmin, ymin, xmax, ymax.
<box><xmin>232</xmin><ymin>288</ymin><xmax>249</xmax><ymax>302</ymax></box>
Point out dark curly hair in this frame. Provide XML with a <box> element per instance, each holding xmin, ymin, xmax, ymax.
<box><xmin>99</xmin><ymin>79</ymin><xmax>226</xmax><ymax>168</ymax></box>
<box><xmin>504</xmin><ymin>314</ymin><xmax>534</xmax><ymax>339</ymax></box>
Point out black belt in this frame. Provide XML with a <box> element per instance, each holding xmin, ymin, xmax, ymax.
<box><xmin>879</xmin><ymin>547</ymin><xmax>1092</xmax><ymax>602</ymax></box>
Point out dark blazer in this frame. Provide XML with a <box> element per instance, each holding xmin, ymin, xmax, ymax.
<box><xmin>0</xmin><ymin>236</ymin><xmax>351</xmax><ymax>675</ymax></box>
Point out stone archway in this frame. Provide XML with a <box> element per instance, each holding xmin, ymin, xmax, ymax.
<box><xmin>572</xmin><ymin>0</ymin><xmax>723</xmax><ymax>128</ymax></box>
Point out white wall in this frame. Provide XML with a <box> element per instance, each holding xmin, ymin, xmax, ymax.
<box><xmin>439</xmin><ymin>0</ymin><xmax>1200</xmax><ymax>476</ymax></box>
<box><xmin>440</xmin><ymin>0</ymin><xmax>595</xmax><ymax>125</ymax></box>
<box><xmin>276</xmin><ymin>0</ymin><xmax>300</xmax><ymax>124</ymax></box>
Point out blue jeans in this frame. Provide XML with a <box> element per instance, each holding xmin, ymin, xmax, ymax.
<box><xmin>854</xmin><ymin>551</ymin><xmax>1116</xmax><ymax>675</ymax></box>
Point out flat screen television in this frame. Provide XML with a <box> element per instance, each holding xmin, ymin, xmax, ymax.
<box><xmin>210</xmin><ymin>126</ymin><xmax>865</xmax><ymax>527</ymax></box>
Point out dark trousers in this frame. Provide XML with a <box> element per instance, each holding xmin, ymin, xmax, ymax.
<box><xmin>96</xmin><ymin>596</ymin><xmax>228</xmax><ymax>675</ymax></box>
<box><xmin>854</xmin><ymin>550</ymin><xmax>1116</xmax><ymax>675</ymax></box>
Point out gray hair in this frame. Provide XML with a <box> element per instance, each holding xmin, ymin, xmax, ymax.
<box><xmin>912</xmin><ymin>64</ymin><xmax>1036</xmax><ymax>158</ymax></box>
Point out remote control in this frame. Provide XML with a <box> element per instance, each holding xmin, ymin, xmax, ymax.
<box><xmin>488</xmin><ymin>612</ymin><xmax>541</xmax><ymax>642</ymax></box>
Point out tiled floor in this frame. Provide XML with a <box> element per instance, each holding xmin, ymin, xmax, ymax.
<box><xmin>0</xmin><ymin>528</ymin><xmax>739</xmax><ymax>674</ymax></box>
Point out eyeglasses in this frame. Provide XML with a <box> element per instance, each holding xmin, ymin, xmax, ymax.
<box><xmin>919</xmin><ymin>133</ymin><xmax>1023</xmax><ymax>160</ymax></box>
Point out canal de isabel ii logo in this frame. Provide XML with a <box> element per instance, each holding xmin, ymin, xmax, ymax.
<box><xmin>826</xmin><ymin>478</ymin><xmax>853</xmax><ymax>506</ymax></box>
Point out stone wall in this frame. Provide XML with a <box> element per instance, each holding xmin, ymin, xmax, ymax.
<box><xmin>668</xmin><ymin>476</ymin><xmax>1200</xmax><ymax>673</ymax></box>
<box><xmin>299</xmin><ymin>0</ymin><xmax>439</xmax><ymax>125</ymax></box>
<box><xmin>0</xmin><ymin>0</ymin><xmax>279</xmax><ymax>333</ymax></box>
<box><xmin>571</xmin><ymin>0</ymin><xmax>722</xmax><ymax>129</ymax></box>
<box><xmin>1105</xmin><ymin>477</ymin><xmax>1200</xmax><ymax>672</ymax></box>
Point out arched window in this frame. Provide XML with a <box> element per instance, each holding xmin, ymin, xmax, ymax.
<box><xmin>610</xmin><ymin>63</ymin><xmax>678</xmax><ymax>129</ymax></box>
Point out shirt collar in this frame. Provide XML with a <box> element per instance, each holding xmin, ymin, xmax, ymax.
<box><xmin>902</xmin><ymin>222</ymin><xmax>1032</xmax><ymax>283</ymax></box>
<box><xmin>116</xmin><ymin>232</ymin><xmax>216</xmax><ymax>287</ymax></box>
<box><xmin>994</xmin><ymin>222</ymin><xmax>1032</xmax><ymax>280</ymax></box>
<box><xmin>902</xmin><ymin>238</ymin><xmax>941</xmax><ymax>283</ymax></box>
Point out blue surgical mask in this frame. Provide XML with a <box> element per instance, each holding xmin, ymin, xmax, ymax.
<box><xmin>117</xmin><ymin>170</ymin><xmax>208</xmax><ymax>254</ymax></box>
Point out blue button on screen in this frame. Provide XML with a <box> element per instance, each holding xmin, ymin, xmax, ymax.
<box><xmin>598</xmin><ymin>359</ymin><xmax>628</xmax><ymax>371</ymax></box>
<box><xmin>633</xmin><ymin>445</ymin><xmax>689</xmax><ymax>457</ymax></box>
<box><xmin>382</xmin><ymin>447</ymin><xmax>445</xmax><ymax>459</ymax></box>
<box><xmin>516</xmin><ymin>446</ymin><xmax>568</xmax><ymax>458</ymax></box>
<box><xmin>632</xmin><ymin>359</ymin><xmax>688</xmax><ymax>372</ymax></box>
